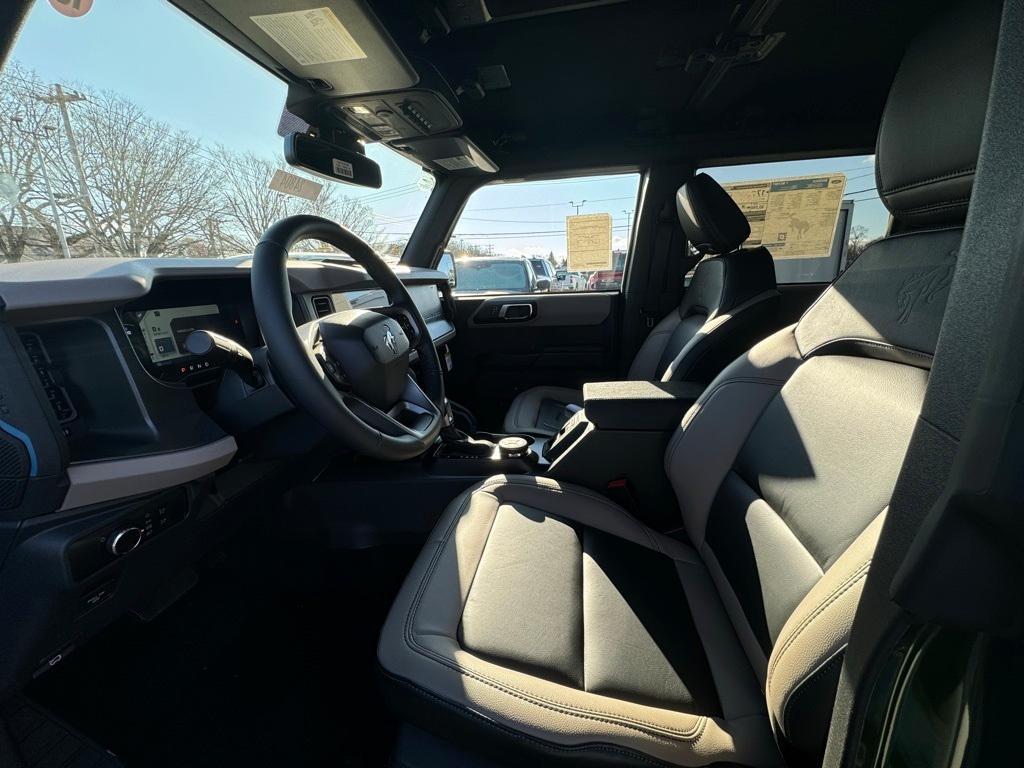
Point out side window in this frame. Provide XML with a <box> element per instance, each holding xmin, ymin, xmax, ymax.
<box><xmin>699</xmin><ymin>156</ymin><xmax>887</xmax><ymax>283</ymax></box>
<box><xmin>445</xmin><ymin>173</ymin><xmax>641</xmax><ymax>295</ymax></box>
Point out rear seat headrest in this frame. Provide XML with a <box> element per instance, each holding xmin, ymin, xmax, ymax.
<box><xmin>875</xmin><ymin>0</ymin><xmax>1000</xmax><ymax>227</ymax></box>
<box><xmin>676</xmin><ymin>173</ymin><xmax>751</xmax><ymax>255</ymax></box>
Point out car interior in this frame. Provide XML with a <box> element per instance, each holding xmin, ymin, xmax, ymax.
<box><xmin>0</xmin><ymin>0</ymin><xmax>1022</xmax><ymax>767</ymax></box>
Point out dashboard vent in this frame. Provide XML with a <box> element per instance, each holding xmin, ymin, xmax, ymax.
<box><xmin>311</xmin><ymin>295</ymin><xmax>335</xmax><ymax>318</ymax></box>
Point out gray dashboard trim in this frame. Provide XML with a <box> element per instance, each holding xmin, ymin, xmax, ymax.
<box><xmin>59</xmin><ymin>436</ymin><xmax>238</xmax><ymax>511</ymax></box>
<box><xmin>0</xmin><ymin>257</ymin><xmax>447</xmax><ymax>324</ymax></box>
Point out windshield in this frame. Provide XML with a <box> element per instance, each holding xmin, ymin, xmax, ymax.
<box><xmin>0</xmin><ymin>1</ymin><xmax>431</xmax><ymax>264</ymax></box>
<box><xmin>456</xmin><ymin>260</ymin><xmax>530</xmax><ymax>292</ymax></box>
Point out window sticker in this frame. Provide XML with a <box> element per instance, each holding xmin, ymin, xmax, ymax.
<box><xmin>566</xmin><ymin>213</ymin><xmax>613</xmax><ymax>271</ymax></box>
<box><xmin>251</xmin><ymin>8</ymin><xmax>367</xmax><ymax>66</ymax></box>
<box><xmin>722</xmin><ymin>173</ymin><xmax>847</xmax><ymax>259</ymax></box>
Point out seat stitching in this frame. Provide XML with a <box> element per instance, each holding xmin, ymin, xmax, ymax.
<box><xmin>767</xmin><ymin>561</ymin><xmax>870</xmax><ymax>687</ymax></box>
<box><xmin>802</xmin><ymin>337</ymin><xmax>934</xmax><ymax>363</ymax></box>
<box><xmin>881</xmin><ymin>167</ymin><xmax>974</xmax><ymax>195</ymax></box>
<box><xmin>890</xmin><ymin>197</ymin><xmax>970</xmax><ymax>215</ymax></box>
<box><xmin>766</xmin><ymin>561</ymin><xmax>871</xmax><ymax>692</ymax></box>
<box><xmin>401</xmin><ymin>481</ymin><xmax>708</xmax><ymax>740</ymax></box>
<box><xmin>382</xmin><ymin>669</ymin><xmax>678</xmax><ymax>766</ymax></box>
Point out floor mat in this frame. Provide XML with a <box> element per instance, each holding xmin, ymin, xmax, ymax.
<box><xmin>26</xmin><ymin>536</ymin><xmax>420</xmax><ymax>768</ymax></box>
<box><xmin>1</xmin><ymin>695</ymin><xmax>123</xmax><ymax>768</ymax></box>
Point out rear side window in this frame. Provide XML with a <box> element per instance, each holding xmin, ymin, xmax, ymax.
<box><xmin>699</xmin><ymin>156</ymin><xmax>887</xmax><ymax>283</ymax></box>
<box><xmin>444</xmin><ymin>172</ymin><xmax>641</xmax><ymax>295</ymax></box>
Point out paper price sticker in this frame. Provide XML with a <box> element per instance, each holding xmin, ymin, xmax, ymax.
<box><xmin>723</xmin><ymin>173</ymin><xmax>847</xmax><ymax>259</ymax></box>
<box><xmin>566</xmin><ymin>213</ymin><xmax>613</xmax><ymax>271</ymax></box>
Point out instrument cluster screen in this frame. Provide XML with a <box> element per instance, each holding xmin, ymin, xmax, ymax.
<box><xmin>133</xmin><ymin>304</ymin><xmax>223</xmax><ymax>363</ymax></box>
<box><xmin>120</xmin><ymin>302</ymin><xmax>247</xmax><ymax>384</ymax></box>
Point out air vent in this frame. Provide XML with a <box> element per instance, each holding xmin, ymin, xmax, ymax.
<box><xmin>311</xmin><ymin>295</ymin><xmax>335</xmax><ymax>318</ymax></box>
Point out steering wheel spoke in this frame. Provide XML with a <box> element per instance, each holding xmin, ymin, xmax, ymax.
<box><xmin>343</xmin><ymin>375</ymin><xmax>440</xmax><ymax>441</ymax></box>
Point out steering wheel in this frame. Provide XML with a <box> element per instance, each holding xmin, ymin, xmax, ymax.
<box><xmin>251</xmin><ymin>215</ymin><xmax>445</xmax><ymax>461</ymax></box>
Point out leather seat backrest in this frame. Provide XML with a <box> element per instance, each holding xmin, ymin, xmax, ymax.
<box><xmin>664</xmin><ymin>0</ymin><xmax>1000</xmax><ymax>761</ymax></box>
<box><xmin>627</xmin><ymin>174</ymin><xmax>778</xmax><ymax>383</ymax></box>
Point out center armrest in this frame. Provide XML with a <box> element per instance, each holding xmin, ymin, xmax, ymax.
<box><xmin>582</xmin><ymin>380</ymin><xmax>705</xmax><ymax>431</ymax></box>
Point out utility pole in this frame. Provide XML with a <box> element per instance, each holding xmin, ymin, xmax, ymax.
<box><xmin>35</xmin><ymin>84</ymin><xmax>102</xmax><ymax>252</ymax></box>
<box><xmin>569</xmin><ymin>200</ymin><xmax>587</xmax><ymax>216</ymax></box>
<box><xmin>622</xmin><ymin>209</ymin><xmax>633</xmax><ymax>244</ymax></box>
<box><xmin>14</xmin><ymin>118</ymin><xmax>72</xmax><ymax>260</ymax></box>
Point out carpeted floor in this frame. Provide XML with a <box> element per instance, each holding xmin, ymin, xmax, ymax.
<box><xmin>26</xmin><ymin>532</ymin><xmax>420</xmax><ymax>768</ymax></box>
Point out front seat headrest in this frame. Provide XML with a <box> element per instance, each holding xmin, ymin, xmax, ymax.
<box><xmin>875</xmin><ymin>0</ymin><xmax>1000</xmax><ymax>228</ymax></box>
<box><xmin>676</xmin><ymin>173</ymin><xmax>751</xmax><ymax>255</ymax></box>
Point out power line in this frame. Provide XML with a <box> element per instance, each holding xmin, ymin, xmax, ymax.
<box><xmin>464</xmin><ymin>195</ymin><xmax>638</xmax><ymax>213</ymax></box>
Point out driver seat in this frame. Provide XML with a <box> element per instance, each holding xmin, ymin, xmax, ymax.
<box><xmin>377</xmin><ymin>4</ymin><xmax>998</xmax><ymax>766</ymax></box>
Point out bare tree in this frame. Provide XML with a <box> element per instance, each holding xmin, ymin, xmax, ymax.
<box><xmin>0</xmin><ymin>62</ymin><xmax>388</xmax><ymax>262</ymax></box>
<box><xmin>46</xmin><ymin>91</ymin><xmax>222</xmax><ymax>257</ymax></box>
<box><xmin>846</xmin><ymin>224</ymin><xmax>872</xmax><ymax>267</ymax></box>
<box><xmin>212</xmin><ymin>148</ymin><xmax>386</xmax><ymax>255</ymax></box>
<box><xmin>0</xmin><ymin>63</ymin><xmax>68</xmax><ymax>262</ymax></box>
<box><xmin>447</xmin><ymin>237</ymin><xmax>489</xmax><ymax>259</ymax></box>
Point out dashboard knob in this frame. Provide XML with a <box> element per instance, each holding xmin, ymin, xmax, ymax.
<box><xmin>108</xmin><ymin>527</ymin><xmax>143</xmax><ymax>556</ymax></box>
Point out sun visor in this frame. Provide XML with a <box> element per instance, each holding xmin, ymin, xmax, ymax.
<box><xmin>398</xmin><ymin>136</ymin><xmax>499</xmax><ymax>175</ymax></box>
<box><xmin>190</xmin><ymin>0</ymin><xmax>418</xmax><ymax>96</ymax></box>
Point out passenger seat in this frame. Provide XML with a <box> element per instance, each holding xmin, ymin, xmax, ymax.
<box><xmin>503</xmin><ymin>173</ymin><xmax>780</xmax><ymax>436</ymax></box>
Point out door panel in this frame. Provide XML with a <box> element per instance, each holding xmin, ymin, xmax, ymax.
<box><xmin>446</xmin><ymin>292</ymin><xmax>620</xmax><ymax>430</ymax></box>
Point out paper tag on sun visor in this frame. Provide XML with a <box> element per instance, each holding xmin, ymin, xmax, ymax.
<box><xmin>434</xmin><ymin>156</ymin><xmax>477</xmax><ymax>171</ymax></box>
<box><xmin>251</xmin><ymin>8</ymin><xmax>367</xmax><ymax>66</ymax></box>
<box><xmin>332</xmin><ymin>158</ymin><xmax>354</xmax><ymax>178</ymax></box>
<box><xmin>269</xmin><ymin>169</ymin><xmax>322</xmax><ymax>202</ymax></box>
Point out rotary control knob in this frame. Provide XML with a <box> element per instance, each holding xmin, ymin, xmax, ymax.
<box><xmin>107</xmin><ymin>527</ymin><xmax>143</xmax><ymax>556</ymax></box>
<box><xmin>497</xmin><ymin>436</ymin><xmax>531</xmax><ymax>459</ymax></box>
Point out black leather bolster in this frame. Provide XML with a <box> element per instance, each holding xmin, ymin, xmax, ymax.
<box><xmin>582</xmin><ymin>381</ymin><xmax>704</xmax><ymax>431</ymax></box>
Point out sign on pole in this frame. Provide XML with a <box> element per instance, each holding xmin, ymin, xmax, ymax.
<box><xmin>49</xmin><ymin>0</ymin><xmax>93</xmax><ymax>18</ymax></box>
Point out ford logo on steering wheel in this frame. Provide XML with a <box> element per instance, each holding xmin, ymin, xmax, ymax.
<box><xmin>383</xmin><ymin>324</ymin><xmax>398</xmax><ymax>356</ymax></box>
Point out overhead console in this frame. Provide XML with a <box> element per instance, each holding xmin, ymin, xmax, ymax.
<box><xmin>333</xmin><ymin>90</ymin><xmax>462</xmax><ymax>141</ymax></box>
<box><xmin>168</xmin><ymin>0</ymin><xmax>500</xmax><ymax>175</ymax></box>
<box><xmin>396</xmin><ymin>134</ymin><xmax>498</xmax><ymax>175</ymax></box>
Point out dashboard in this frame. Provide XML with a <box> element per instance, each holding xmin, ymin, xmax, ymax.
<box><xmin>0</xmin><ymin>256</ymin><xmax>455</xmax><ymax>700</ymax></box>
<box><xmin>0</xmin><ymin>256</ymin><xmax>455</xmax><ymax>473</ymax></box>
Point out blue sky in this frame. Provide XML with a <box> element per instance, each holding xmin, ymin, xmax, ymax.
<box><xmin>9</xmin><ymin>0</ymin><xmax>889</xmax><ymax>258</ymax></box>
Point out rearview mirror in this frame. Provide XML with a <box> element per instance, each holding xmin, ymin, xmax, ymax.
<box><xmin>283</xmin><ymin>133</ymin><xmax>382</xmax><ymax>189</ymax></box>
<box><xmin>536</xmin><ymin>277</ymin><xmax>551</xmax><ymax>292</ymax></box>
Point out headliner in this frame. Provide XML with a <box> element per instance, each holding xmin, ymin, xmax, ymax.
<box><xmin>172</xmin><ymin>0</ymin><xmax>958</xmax><ymax>176</ymax></box>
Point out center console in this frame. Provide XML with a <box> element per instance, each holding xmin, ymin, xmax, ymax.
<box><xmin>542</xmin><ymin>380</ymin><xmax>705</xmax><ymax>530</ymax></box>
